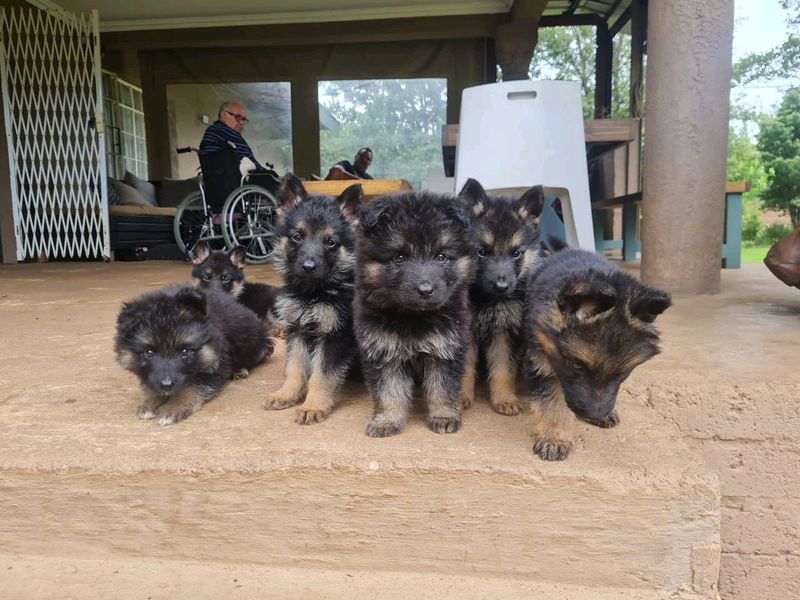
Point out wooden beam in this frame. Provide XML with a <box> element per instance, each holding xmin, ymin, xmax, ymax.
<box><xmin>101</xmin><ymin>14</ymin><xmax>504</xmax><ymax>51</ymax></box>
<box><xmin>509</xmin><ymin>0</ymin><xmax>549</xmax><ymax>21</ymax></box>
<box><xmin>584</xmin><ymin>118</ymin><xmax>639</xmax><ymax>143</ymax></box>
<box><xmin>629</xmin><ymin>0</ymin><xmax>646</xmax><ymax>118</ymax></box>
<box><xmin>565</xmin><ymin>0</ymin><xmax>583</xmax><ymax>15</ymax></box>
<box><xmin>609</xmin><ymin>6</ymin><xmax>632</xmax><ymax>37</ymax></box>
<box><xmin>594</xmin><ymin>22</ymin><xmax>613</xmax><ymax>118</ymax></box>
<box><xmin>538</xmin><ymin>14</ymin><xmax>604</xmax><ymax>28</ymax></box>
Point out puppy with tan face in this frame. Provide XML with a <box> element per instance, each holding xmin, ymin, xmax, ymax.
<box><xmin>263</xmin><ymin>174</ymin><xmax>363</xmax><ymax>425</ymax></box>
<box><xmin>524</xmin><ymin>245</ymin><xmax>671</xmax><ymax>460</ymax></box>
<box><xmin>354</xmin><ymin>192</ymin><xmax>474</xmax><ymax>437</ymax></box>
<box><xmin>458</xmin><ymin>178</ymin><xmax>544</xmax><ymax>416</ymax></box>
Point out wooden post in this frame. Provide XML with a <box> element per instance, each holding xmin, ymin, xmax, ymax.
<box><xmin>0</xmin><ymin>90</ymin><xmax>17</xmax><ymax>263</ymax></box>
<box><xmin>630</xmin><ymin>0</ymin><xmax>646</xmax><ymax>118</ymax></box>
<box><xmin>291</xmin><ymin>76</ymin><xmax>321</xmax><ymax>179</ymax></box>
<box><xmin>594</xmin><ymin>22</ymin><xmax>612</xmax><ymax>118</ymax></box>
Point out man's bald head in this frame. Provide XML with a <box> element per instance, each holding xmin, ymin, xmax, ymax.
<box><xmin>219</xmin><ymin>100</ymin><xmax>248</xmax><ymax>134</ymax></box>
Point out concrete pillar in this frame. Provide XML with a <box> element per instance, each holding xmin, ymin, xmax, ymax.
<box><xmin>641</xmin><ymin>0</ymin><xmax>734</xmax><ymax>294</ymax></box>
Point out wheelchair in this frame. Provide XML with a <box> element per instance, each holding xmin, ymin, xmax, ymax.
<box><xmin>172</xmin><ymin>147</ymin><xmax>280</xmax><ymax>264</ymax></box>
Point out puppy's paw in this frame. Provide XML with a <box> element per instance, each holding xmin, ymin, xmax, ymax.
<box><xmin>533</xmin><ymin>438</ymin><xmax>573</xmax><ymax>461</ymax></box>
<box><xmin>262</xmin><ymin>389</ymin><xmax>304</xmax><ymax>410</ymax></box>
<box><xmin>586</xmin><ymin>410</ymin><xmax>620</xmax><ymax>429</ymax></box>
<box><xmin>137</xmin><ymin>405</ymin><xmax>156</xmax><ymax>420</ymax></box>
<box><xmin>295</xmin><ymin>405</ymin><xmax>330</xmax><ymax>425</ymax></box>
<box><xmin>428</xmin><ymin>416</ymin><xmax>462</xmax><ymax>434</ymax></box>
<box><xmin>154</xmin><ymin>403</ymin><xmax>195</xmax><ymax>426</ymax></box>
<box><xmin>490</xmin><ymin>394</ymin><xmax>521</xmax><ymax>416</ymax></box>
<box><xmin>233</xmin><ymin>368</ymin><xmax>250</xmax><ymax>380</ymax></box>
<box><xmin>257</xmin><ymin>340</ymin><xmax>276</xmax><ymax>364</ymax></box>
<box><xmin>366</xmin><ymin>417</ymin><xmax>404</xmax><ymax>438</ymax></box>
<box><xmin>461</xmin><ymin>390</ymin><xmax>474</xmax><ymax>410</ymax></box>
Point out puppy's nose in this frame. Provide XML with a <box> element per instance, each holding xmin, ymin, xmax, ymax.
<box><xmin>495</xmin><ymin>279</ymin><xmax>510</xmax><ymax>292</ymax></box>
<box><xmin>302</xmin><ymin>259</ymin><xmax>316</xmax><ymax>272</ymax></box>
<box><xmin>160</xmin><ymin>377</ymin><xmax>174</xmax><ymax>390</ymax></box>
<box><xmin>417</xmin><ymin>281</ymin><xmax>434</xmax><ymax>298</ymax></box>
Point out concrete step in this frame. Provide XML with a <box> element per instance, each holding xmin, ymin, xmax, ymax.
<box><xmin>0</xmin><ymin>554</ymin><xmax>680</xmax><ymax>600</ymax></box>
<box><xmin>0</xmin><ymin>262</ymin><xmax>721</xmax><ymax>599</ymax></box>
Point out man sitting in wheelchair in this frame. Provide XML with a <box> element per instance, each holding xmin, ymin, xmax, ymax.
<box><xmin>198</xmin><ymin>100</ymin><xmax>279</xmax><ymax>212</ymax></box>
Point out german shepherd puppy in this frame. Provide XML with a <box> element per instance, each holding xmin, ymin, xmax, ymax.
<box><xmin>458</xmin><ymin>178</ymin><xmax>544</xmax><ymax>415</ymax></box>
<box><xmin>262</xmin><ymin>174</ymin><xmax>363</xmax><ymax>425</ymax></box>
<box><xmin>115</xmin><ymin>285</ymin><xmax>273</xmax><ymax>425</ymax></box>
<box><xmin>354</xmin><ymin>192</ymin><xmax>473</xmax><ymax>437</ymax></box>
<box><xmin>523</xmin><ymin>246</ymin><xmax>671</xmax><ymax>460</ymax></box>
<box><xmin>191</xmin><ymin>241</ymin><xmax>282</xmax><ymax>333</ymax></box>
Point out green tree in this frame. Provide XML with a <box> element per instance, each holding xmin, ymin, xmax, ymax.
<box><xmin>734</xmin><ymin>0</ymin><xmax>800</xmax><ymax>84</ymax></box>
<box><xmin>528</xmin><ymin>27</ymin><xmax>631</xmax><ymax>118</ymax></box>
<box><xmin>757</xmin><ymin>88</ymin><xmax>800</xmax><ymax>225</ymax></box>
<box><xmin>319</xmin><ymin>79</ymin><xmax>446</xmax><ymax>189</ymax></box>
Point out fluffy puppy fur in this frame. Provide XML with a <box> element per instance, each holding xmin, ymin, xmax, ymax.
<box><xmin>354</xmin><ymin>192</ymin><xmax>473</xmax><ymax>437</ymax></box>
<box><xmin>524</xmin><ymin>247</ymin><xmax>671</xmax><ymax>460</ymax></box>
<box><xmin>115</xmin><ymin>285</ymin><xmax>273</xmax><ymax>425</ymax></box>
<box><xmin>458</xmin><ymin>178</ymin><xmax>544</xmax><ymax>415</ymax></box>
<box><xmin>191</xmin><ymin>241</ymin><xmax>282</xmax><ymax>335</ymax></box>
<box><xmin>262</xmin><ymin>174</ymin><xmax>362</xmax><ymax>425</ymax></box>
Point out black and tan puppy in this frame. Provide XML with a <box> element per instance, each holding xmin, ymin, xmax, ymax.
<box><xmin>524</xmin><ymin>246</ymin><xmax>671</xmax><ymax>460</ymax></box>
<box><xmin>354</xmin><ymin>192</ymin><xmax>473</xmax><ymax>437</ymax></box>
<box><xmin>191</xmin><ymin>241</ymin><xmax>282</xmax><ymax>334</ymax></box>
<box><xmin>262</xmin><ymin>174</ymin><xmax>362</xmax><ymax>425</ymax></box>
<box><xmin>458</xmin><ymin>178</ymin><xmax>544</xmax><ymax>415</ymax></box>
<box><xmin>115</xmin><ymin>285</ymin><xmax>273</xmax><ymax>425</ymax></box>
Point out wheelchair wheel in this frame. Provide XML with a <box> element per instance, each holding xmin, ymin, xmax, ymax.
<box><xmin>221</xmin><ymin>184</ymin><xmax>278</xmax><ymax>264</ymax></box>
<box><xmin>173</xmin><ymin>190</ymin><xmax>225</xmax><ymax>259</ymax></box>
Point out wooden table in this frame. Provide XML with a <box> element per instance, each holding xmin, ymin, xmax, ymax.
<box><xmin>303</xmin><ymin>179</ymin><xmax>412</xmax><ymax>201</ymax></box>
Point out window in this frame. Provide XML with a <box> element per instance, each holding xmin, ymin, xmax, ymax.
<box><xmin>102</xmin><ymin>72</ymin><xmax>147</xmax><ymax>179</ymax></box>
<box><xmin>318</xmin><ymin>79</ymin><xmax>447</xmax><ymax>190</ymax></box>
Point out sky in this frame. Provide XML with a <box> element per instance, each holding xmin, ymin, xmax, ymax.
<box><xmin>733</xmin><ymin>0</ymin><xmax>793</xmax><ymax>114</ymax></box>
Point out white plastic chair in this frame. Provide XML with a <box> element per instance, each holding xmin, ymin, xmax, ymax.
<box><xmin>454</xmin><ymin>80</ymin><xmax>595</xmax><ymax>250</ymax></box>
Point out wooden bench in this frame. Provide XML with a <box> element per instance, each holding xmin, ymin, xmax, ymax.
<box><xmin>591</xmin><ymin>182</ymin><xmax>750</xmax><ymax>268</ymax></box>
<box><xmin>303</xmin><ymin>179</ymin><xmax>412</xmax><ymax>201</ymax></box>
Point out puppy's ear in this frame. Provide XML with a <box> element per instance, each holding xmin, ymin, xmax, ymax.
<box><xmin>558</xmin><ymin>281</ymin><xmax>616</xmax><ymax>321</ymax></box>
<box><xmin>276</xmin><ymin>173</ymin><xmax>307</xmax><ymax>212</ymax></box>
<box><xmin>630</xmin><ymin>286</ymin><xmax>671</xmax><ymax>323</ymax></box>
<box><xmin>175</xmin><ymin>287</ymin><xmax>207</xmax><ymax>318</ymax></box>
<box><xmin>359</xmin><ymin>197</ymin><xmax>395</xmax><ymax>235</ymax></box>
<box><xmin>192</xmin><ymin>241</ymin><xmax>211</xmax><ymax>264</ymax></box>
<box><xmin>517</xmin><ymin>185</ymin><xmax>545</xmax><ymax>222</ymax></box>
<box><xmin>458</xmin><ymin>178</ymin><xmax>488</xmax><ymax>217</ymax></box>
<box><xmin>336</xmin><ymin>184</ymin><xmax>363</xmax><ymax>223</ymax></box>
<box><xmin>229</xmin><ymin>246</ymin><xmax>246</xmax><ymax>269</ymax></box>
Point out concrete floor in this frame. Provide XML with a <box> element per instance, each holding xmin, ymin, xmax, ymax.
<box><xmin>0</xmin><ymin>258</ymin><xmax>796</xmax><ymax>599</ymax></box>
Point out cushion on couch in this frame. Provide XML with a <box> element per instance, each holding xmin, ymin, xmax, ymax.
<box><xmin>123</xmin><ymin>170</ymin><xmax>158</xmax><ymax>206</ymax></box>
<box><xmin>158</xmin><ymin>176</ymin><xmax>199</xmax><ymax>208</ymax></box>
<box><xmin>109</xmin><ymin>178</ymin><xmax>152</xmax><ymax>208</ymax></box>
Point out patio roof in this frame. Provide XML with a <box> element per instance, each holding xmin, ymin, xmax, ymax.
<box><xmin>44</xmin><ymin>0</ymin><xmax>632</xmax><ymax>32</ymax></box>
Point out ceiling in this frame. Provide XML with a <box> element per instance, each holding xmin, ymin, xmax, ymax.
<box><xmin>33</xmin><ymin>0</ymin><xmax>631</xmax><ymax>33</ymax></box>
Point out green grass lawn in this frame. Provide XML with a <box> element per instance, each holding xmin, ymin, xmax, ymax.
<box><xmin>741</xmin><ymin>245</ymin><xmax>770</xmax><ymax>264</ymax></box>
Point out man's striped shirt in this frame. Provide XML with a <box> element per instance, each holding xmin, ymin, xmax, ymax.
<box><xmin>198</xmin><ymin>120</ymin><xmax>262</xmax><ymax>169</ymax></box>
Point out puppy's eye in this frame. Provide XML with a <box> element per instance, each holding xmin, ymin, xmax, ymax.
<box><xmin>394</xmin><ymin>254</ymin><xmax>405</xmax><ymax>265</ymax></box>
<box><xmin>202</xmin><ymin>273</ymin><xmax>211</xmax><ymax>281</ymax></box>
<box><xmin>181</xmin><ymin>348</ymin><xmax>194</xmax><ymax>359</ymax></box>
<box><xmin>436</xmin><ymin>252</ymin><xmax>448</xmax><ymax>262</ymax></box>
<box><xmin>568</xmin><ymin>360</ymin><xmax>585</xmax><ymax>372</ymax></box>
<box><xmin>222</xmin><ymin>274</ymin><xmax>230</xmax><ymax>282</ymax></box>
<box><xmin>326</xmin><ymin>238</ymin><xmax>339</xmax><ymax>249</ymax></box>
<box><xmin>477</xmin><ymin>247</ymin><xmax>486</xmax><ymax>258</ymax></box>
<box><xmin>512</xmin><ymin>249</ymin><xmax>523</xmax><ymax>260</ymax></box>
<box><xmin>142</xmin><ymin>349</ymin><xmax>154</xmax><ymax>359</ymax></box>
<box><xmin>291</xmin><ymin>232</ymin><xmax>303</xmax><ymax>243</ymax></box>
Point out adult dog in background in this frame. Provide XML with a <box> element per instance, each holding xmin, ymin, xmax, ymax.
<box><xmin>191</xmin><ymin>241</ymin><xmax>282</xmax><ymax>334</ymax></box>
<box><xmin>354</xmin><ymin>192</ymin><xmax>473</xmax><ymax>437</ymax></box>
<box><xmin>458</xmin><ymin>178</ymin><xmax>544</xmax><ymax>416</ymax></box>
<box><xmin>115</xmin><ymin>286</ymin><xmax>273</xmax><ymax>425</ymax></box>
<box><xmin>262</xmin><ymin>174</ymin><xmax>362</xmax><ymax>425</ymax></box>
<box><xmin>524</xmin><ymin>246</ymin><xmax>671</xmax><ymax>460</ymax></box>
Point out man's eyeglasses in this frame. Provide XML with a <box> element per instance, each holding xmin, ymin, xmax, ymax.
<box><xmin>223</xmin><ymin>110</ymin><xmax>249</xmax><ymax>124</ymax></box>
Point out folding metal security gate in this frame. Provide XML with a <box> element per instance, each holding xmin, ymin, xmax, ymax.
<box><xmin>0</xmin><ymin>6</ymin><xmax>109</xmax><ymax>261</ymax></box>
